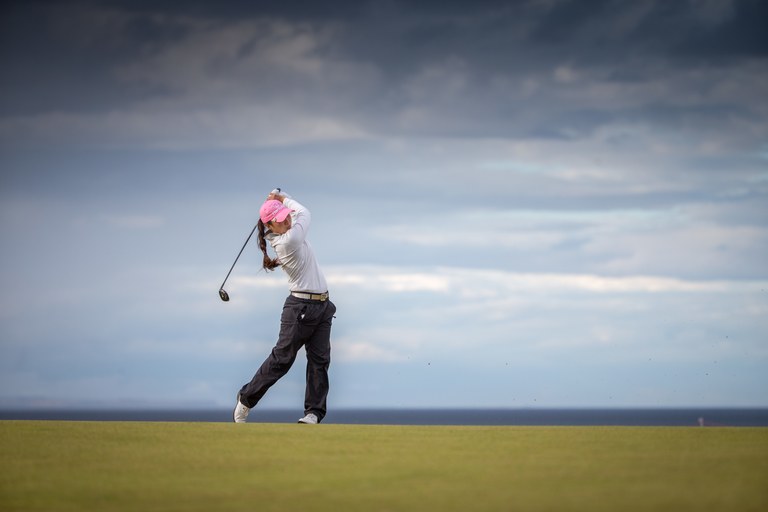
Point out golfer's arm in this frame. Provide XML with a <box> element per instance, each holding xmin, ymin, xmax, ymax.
<box><xmin>283</xmin><ymin>197</ymin><xmax>310</xmax><ymax>247</ymax></box>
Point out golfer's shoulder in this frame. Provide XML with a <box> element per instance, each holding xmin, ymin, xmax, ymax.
<box><xmin>272</xmin><ymin>229</ymin><xmax>305</xmax><ymax>252</ymax></box>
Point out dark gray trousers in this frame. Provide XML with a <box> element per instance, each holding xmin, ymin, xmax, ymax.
<box><xmin>239</xmin><ymin>295</ymin><xmax>336</xmax><ymax>422</ymax></box>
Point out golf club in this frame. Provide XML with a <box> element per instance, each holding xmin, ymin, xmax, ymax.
<box><xmin>218</xmin><ymin>188</ymin><xmax>281</xmax><ymax>302</ymax></box>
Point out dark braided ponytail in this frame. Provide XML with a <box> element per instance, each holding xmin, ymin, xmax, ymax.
<box><xmin>257</xmin><ymin>219</ymin><xmax>281</xmax><ymax>271</ymax></box>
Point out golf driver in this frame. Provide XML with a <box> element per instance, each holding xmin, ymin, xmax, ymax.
<box><xmin>218</xmin><ymin>188</ymin><xmax>281</xmax><ymax>302</ymax></box>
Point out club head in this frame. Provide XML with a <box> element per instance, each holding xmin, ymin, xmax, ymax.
<box><xmin>219</xmin><ymin>289</ymin><xmax>230</xmax><ymax>302</ymax></box>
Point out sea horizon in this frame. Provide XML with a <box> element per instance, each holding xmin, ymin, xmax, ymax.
<box><xmin>2</xmin><ymin>407</ymin><xmax>767</xmax><ymax>427</ymax></box>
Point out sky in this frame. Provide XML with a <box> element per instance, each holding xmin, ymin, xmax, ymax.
<box><xmin>1</xmin><ymin>0</ymin><xmax>766</xmax><ymax>411</ymax></box>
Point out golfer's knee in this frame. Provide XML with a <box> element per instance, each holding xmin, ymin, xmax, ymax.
<box><xmin>307</xmin><ymin>351</ymin><xmax>330</xmax><ymax>367</ymax></box>
<box><xmin>270</xmin><ymin>349</ymin><xmax>296</xmax><ymax>369</ymax></box>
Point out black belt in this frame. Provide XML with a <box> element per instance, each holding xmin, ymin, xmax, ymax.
<box><xmin>291</xmin><ymin>291</ymin><xmax>329</xmax><ymax>301</ymax></box>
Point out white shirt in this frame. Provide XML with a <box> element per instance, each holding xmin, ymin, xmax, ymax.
<box><xmin>266</xmin><ymin>197</ymin><xmax>328</xmax><ymax>294</ymax></box>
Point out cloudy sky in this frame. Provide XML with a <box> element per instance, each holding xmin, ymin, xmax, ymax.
<box><xmin>1</xmin><ymin>0</ymin><xmax>766</xmax><ymax>411</ymax></box>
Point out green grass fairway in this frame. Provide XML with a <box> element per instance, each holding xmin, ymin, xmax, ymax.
<box><xmin>1</xmin><ymin>422</ymin><xmax>766</xmax><ymax>511</ymax></box>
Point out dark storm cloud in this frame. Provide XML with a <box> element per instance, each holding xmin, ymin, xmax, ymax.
<box><xmin>0</xmin><ymin>0</ymin><xmax>764</xmax><ymax>164</ymax></box>
<box><xmin>3</xmin><ymin>0</ymin><xmax>766</xmax><ymax>113</ymax></box>
<box><xmin>0</xmin><ymin>1</ymin><xmax>196</xmax><ymax>115</ymax></box>
<box><xmin>527</xmin><ymin>0</ymin><xmax>768</xmax><ymax>58</ymax></box>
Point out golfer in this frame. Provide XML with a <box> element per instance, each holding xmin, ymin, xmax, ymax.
<box><xmin>233</xmin><ymin>190</ymin><xmax>336</xmax><ymax>424</ymax></box>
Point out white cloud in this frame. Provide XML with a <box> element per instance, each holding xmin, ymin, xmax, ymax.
<box><xmin>324</xmin><ymin>265</ymin><xmax>767</xmax><ymax>296</ymax></box>
<box><xmin>333</xmin><ymin>337</ymin><xmax>407</xmax><ymax>363</ymax></box>
<box><xmin>0</xmin><ymin>106</ymin><xmax>369</xmax><ymax>150</ymax></box>
<box><xmin>302</xmin><ymin>264</ymin><xmax>768</xmax><ymax>367</ymax></box>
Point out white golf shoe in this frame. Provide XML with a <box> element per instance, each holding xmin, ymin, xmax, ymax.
<box><xmin>297</xmin><ymin>413</ymin><xmax>318</xmax><ymax>424</ymax></box>
<box><xmin>233</xmin><ymin>394</ymin><xmax>250</xmax><ymax>423</ymax></box>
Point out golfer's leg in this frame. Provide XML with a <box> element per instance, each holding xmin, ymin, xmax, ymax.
<box><xmin>239</xmin><ymin>300</ymin><xmax>303</xmax><ymax>408</ymax></box>
<box><xmin>303</xmin><ymin>302</ymin><xmax>335</xmax><ymax>421</ymax></box>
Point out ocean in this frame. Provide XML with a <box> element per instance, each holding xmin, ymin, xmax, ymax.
<box><xmin>2</xmin><ymin>408</ymin><xmax>767</xmax><ymax>426</ymax></box>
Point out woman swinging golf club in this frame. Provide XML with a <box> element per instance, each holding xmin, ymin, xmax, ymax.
<box><xmin>233</xmin><ymin>190</ymin><xmax>336</xmax><ymax>424</ymax></box>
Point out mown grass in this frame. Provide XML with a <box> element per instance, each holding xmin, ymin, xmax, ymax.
<box><xmin>1</xmin><ymin>421</ymin><xmax>766</xmax><ymax>511</ymax></box>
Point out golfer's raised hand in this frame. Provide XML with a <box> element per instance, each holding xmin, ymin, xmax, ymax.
<box><xmin>267</xmin><ymin>190</ymin><xmax>285</xmax><ymax>202</ymax></box>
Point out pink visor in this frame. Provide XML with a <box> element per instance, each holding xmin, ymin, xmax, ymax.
<box><xmin>260</xmin><ymin>199</ymin><xmax>293</xmax><ymax>224</ymax></box>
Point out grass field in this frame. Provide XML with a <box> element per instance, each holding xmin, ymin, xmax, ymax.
<box><xmin>1</xmin><ymin>421</ymin><xmax>766</xmax><ymax>511</ymax></box>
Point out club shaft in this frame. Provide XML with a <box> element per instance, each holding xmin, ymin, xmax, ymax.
<box><xmin>219</xmin><ymin>221</ymin><xmax>259</xmax><ymax>290</ymax></box>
